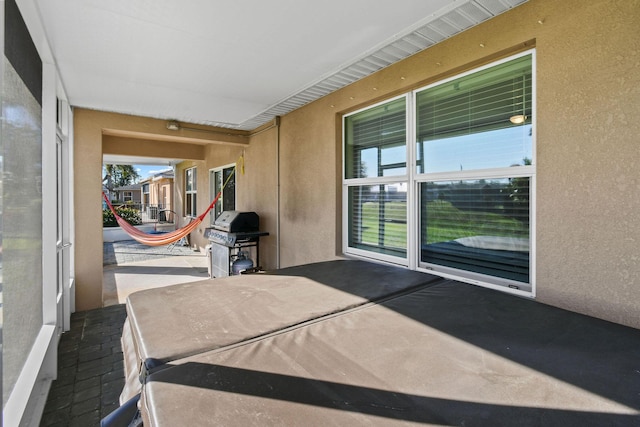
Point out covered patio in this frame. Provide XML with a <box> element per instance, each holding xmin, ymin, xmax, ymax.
<box><xmin>3</xmin><ymin>0</ymin><xmax>639</xmax><ymax>425</ymax></box>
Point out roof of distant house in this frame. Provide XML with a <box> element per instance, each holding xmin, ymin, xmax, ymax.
<box><xmin>140</xmin><ymin>169</ymin><xmax>174</xmax><ymax>183</ymax></box>
<box><xmin>114</xmin><ymin>183</ymin><xmax>143</xmax><ymax>191</ymax></box>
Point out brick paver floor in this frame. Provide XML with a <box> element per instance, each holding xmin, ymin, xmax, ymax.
<box><xmin>39</xmin><ymin>240</ymin><xmax>203</xmax><ymax>426</ymax></box>
<box><xmin>39</xmin><ymin>305</ymin><xmax>127</xmax><ymax>427</ymax></box>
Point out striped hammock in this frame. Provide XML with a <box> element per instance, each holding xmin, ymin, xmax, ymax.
<box><xmin>102</xmin><ymin>192</ymin><xmax>220</xmax><ymax>246</ymax></box>
<box><xmin>102</xmin><ymin>167</ymin><xmax>235</xmax><ymax>246</ymax></box>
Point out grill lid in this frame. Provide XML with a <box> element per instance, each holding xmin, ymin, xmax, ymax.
<box><xmin>213</xmin><ymin>211</ymin><xmax>259</xmax><ymax>233</ymax></box>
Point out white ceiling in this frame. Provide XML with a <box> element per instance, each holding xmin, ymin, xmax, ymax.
<box><xmin>33</xmin><ymin>0</ymin><xmax>526</xmax><ymax>131</ymax></box>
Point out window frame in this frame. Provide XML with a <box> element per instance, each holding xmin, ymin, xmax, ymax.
<box><xmin>184</xmin><ymin>166</ymin><xmax>197</xmax><ymax>217</ymax></box>
<box><xmin>342</xmin><ymin>94</ymin><xmax>411</xmax><ymax>266</ymax></box>
<box><xmin>415</xmin><ymin>170</ymin><xmax>535</xmax><ymax>296</ymax></box>
<box><xmin>342</xmin><ymin>50</ymin><xmax>536</xmax><ymax>297</ymax></box>
<box><xmin>209</xmin><ymin>163</ymin><xmax>236</xmax><ymax>225</ymax></box>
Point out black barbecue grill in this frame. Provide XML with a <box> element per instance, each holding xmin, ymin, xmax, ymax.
<box><xmin>214</xmin><ymin>211</ymin><xmax>259</xmax><ymax>232</ymax></box>
<box><xmin>206</xmin><ymin>211</ymin><xmax>268</xmax><ymax>277</ymax></box>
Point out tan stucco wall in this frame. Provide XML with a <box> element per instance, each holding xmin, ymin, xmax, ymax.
<box><xmin>252</xmin><ymin>0</ymin><xmax>640</xmax><ymax>327</ymax></box>
<box><xmin>74</xmin><ymin>109</ymin><xmax>107</xmax><ymax>310</ymax></box>
<box><xmin>73</xmin><ymin>0</ymin><xmax>639</xmax><ymax>328</ymax></box>
<box><xmin>276</xmin><ymin>111</ymin><xmax>344</xmax><ymax>267</ymax></box>
<box><xmin>173</xmin><ymin>125</ymin><xmax>280</xmax><ymax>269</ymax></box>
<box><xmin>236</xmin><ymin>126</ymin><xmax>279</xmax><ymax>270</ymax></box>
<box><xmin>103</xmin><ymin>136</ymin><xmax>205</xmax><ymax>160</ymax></box>
<box><xmin>533</xmin><ymin>0</ymin><xmax>640</xmax><ymax>326</ymax></box>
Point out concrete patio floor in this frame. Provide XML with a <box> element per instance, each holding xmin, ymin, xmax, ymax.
<box><xmin>39</xmin><ymin>240</ymin><xmax>210</xmax><ymax>426</ymax></box>
<box><xmin>102</xmin><ymin>240</ymin><xmax>209</xmax><ymax>306</ymax></box>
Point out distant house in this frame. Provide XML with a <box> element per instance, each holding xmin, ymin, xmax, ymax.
<box><xmin>140</xmin><ymin>169</ymin><xmax>175</xmax><ymax>221</ymax></box>
<box><xmin>112</xmin><ymin>183</ymin><xmax>143</xmax><ymax>204</ymax></box>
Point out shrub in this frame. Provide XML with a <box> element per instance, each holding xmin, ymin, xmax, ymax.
<box><xmin>103</xmin><ymin>207</ymin><xmax>142</xmax><ymax>227</ymax></box>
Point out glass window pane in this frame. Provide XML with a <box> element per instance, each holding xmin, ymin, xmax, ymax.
<box><xmin>186</xmin><ymin>167</ymin><xmax>198</xmax><ymax>216</ymax></box>
<box><xmin>212</xmin><ymin>166</ymin><xmax>236</xmax><ymax>221</ymax></box>
<box><xmin>185</xmin><ymin>168</ymin><xmax>196</xmax><ymax>192</ymax></box>
<box><xmin>420</xmin><ymin>178</ymin><xmax>530</xmax><ymax>284</ymax></box>
<box><xmin>416</xmin><ymin>54</ymin><xmax>532</xmax><ymax>174</ymax></box>
<box><xmin>186</xmin><ymin>194</ymin><xmax>192</xmax><ymax>216</ymax></box>
<box><xmin>222</xmin><ymin>166</ymin><xmax>235</xmax><ymax>212</ymax></box>
<box><xmin>3</xmin><ymin>58</ymin><xmax>44</xmax><ymax>402</ymax></box>
<box><xmin>348</xmin><ymin>184</ymin><xmax>407</xmax><ymax>257</ymax></box>
<box><xmin>345</xmin><ymin>98</ymin><xmax>406</xmax><ymax>178</ymax></box>
<box><xmin>213</xmin><ymin>170</ymin><xmax>222</xmax><ymax>220</ymax></box>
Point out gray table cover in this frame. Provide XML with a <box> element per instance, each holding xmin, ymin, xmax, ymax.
<box><xmin>120</xmin><ymin>260</ymin><xmax>442</xmax><ymax>402</ymax></box>
<box><xmin>140</xmin><ymin>280</ymin><xmax>640</xmax><ymax>426</ymax></box>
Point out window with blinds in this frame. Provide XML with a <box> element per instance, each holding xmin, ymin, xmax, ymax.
<box><xmin>342</xmin><ymin>50</ymin><xmax>534</xmax><ymax>292</ymax></box>
<box><xmin>344</xmin><ymin>97</ymin><xmax>406</xmax><ymax>179</ymax></box>
<box><xmin>347</xmin><ymin>184</ymin><xmax>407</xmax><ymax>258</ymax></box>
<box><xmin>416</xmin><ymin>53</ymin><xmax>533</xmax><ymax>291</ymax></box>
<box><xmin>420</xmin><ymin>178</ymin><xmax>530</xmax><ymax>287</ymax></box>
<box><xmin>344</xmin><ymin>96</ymin><xmax>408</xmax><ymax>260</ymax></box>
<box><xmin>416</xmin><ymin>55</ymin><xmax>532</xmax><ymax>173</ymax></box>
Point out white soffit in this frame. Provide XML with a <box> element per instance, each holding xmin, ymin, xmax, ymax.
<box><xmin>34</xmin><ymin>0</ymin><xmax>528</xmax><ymax>131</ymax></box>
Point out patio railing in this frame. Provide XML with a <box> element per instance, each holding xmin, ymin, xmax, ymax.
<box><xmin>110</xmin><ymin>203</ymin><xmax>176</xmax><ymax>224</ymax></box>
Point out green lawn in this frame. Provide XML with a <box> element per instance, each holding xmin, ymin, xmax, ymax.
<box><xmin>361</xmin><ymin>202</ymin><xmax>406</xmax><ymax>249</ymax></box>
<box><xmin>425</xmin><ymin>200</ymin><xmax>528</xmax><ymax>244</ymax></box>
<box><xmin>357</xmin><ymin>200</ymin><xmax>528</xmax><ymax>248</ymax></box>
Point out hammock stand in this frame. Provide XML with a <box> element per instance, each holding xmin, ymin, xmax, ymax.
<box><xmin>103</xmin><ymin>168</ymin><xmax>235</xmax><ymax>247</ymax></box>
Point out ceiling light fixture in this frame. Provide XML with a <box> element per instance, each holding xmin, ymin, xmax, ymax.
<box><xmin>166</xmin><ymin>121</ymin><xmax>180</xmax><ymax>131</ymax></box>
<box><xmin>164</xmin><ymin>119</ymin><xmax>254</xmax><ymax>139</ymax></box>
<box><xmin>509</xmin><ymin>114</ymin><xmax>527</xmax><ymax>124</ymax></box>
